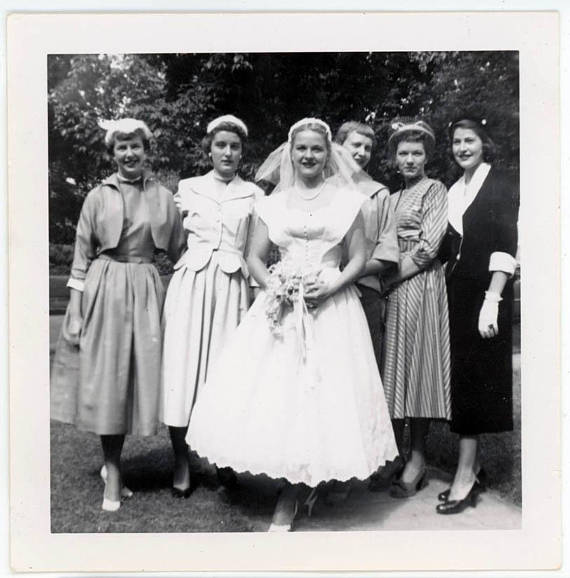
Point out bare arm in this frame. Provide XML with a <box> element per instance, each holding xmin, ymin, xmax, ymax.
<box><xmin>246</xmin><ymin>217</ymin><xmax>272</xmax><ymax>290</ymax></box>
<box><xmin>304</xmin><ymin>212</ymin><xmax>367</xmax><ymax>307</ymax></box>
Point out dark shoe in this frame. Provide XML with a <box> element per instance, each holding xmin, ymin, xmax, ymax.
<box><xmin>389</xmin><ymin>468</ymin><xmax>428</xmax><ymax>499</ymax></box>
<box><xmin>171</xmin><ymin>485</ymin><xmax>194</xmax><ymax>499</ymax></box>
<box><xmin>369</xmin><ymin>457</ymin><xmax>405</xmax><ymax>492</ymax></box>
<box><xmin>436</xmin><ymin>481</ymin><xmax>482</xmax><ymax>514</ymax></box>
<box><xmin>438</xmin><ymin>468</ymin><xmax>488</xmax><ymax>502</ymax></box>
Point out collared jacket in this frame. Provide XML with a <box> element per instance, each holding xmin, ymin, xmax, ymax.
<box><xmin>68</xmin><ymin>172</ymin><xmax>186</xmax><ymax>289</ymax></box>
<box><xmin>355</xmin><ymin>177</ymin><xmax>400</xmax><ymax>293</ymax></box>
<box><xmin>173</xmin><ymin>171</ymin><xmax>264</xmax><ymax>278</ymax></box>
<box><xmin>449</xmin><ymin>168</ymin><xmax>519</xmax><ymax>280</ymax></box>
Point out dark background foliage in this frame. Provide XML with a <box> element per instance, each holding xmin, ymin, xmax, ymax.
<box><xmin>49</xmin><ymin>51</ymin><xmax>519</xmax><ymax>245</ymax></box>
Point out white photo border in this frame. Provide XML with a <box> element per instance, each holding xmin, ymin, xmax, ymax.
<box><xmin>7</xmin><ymin>10</ymin><xmax>560</xmax><ymax>573</ymax></box>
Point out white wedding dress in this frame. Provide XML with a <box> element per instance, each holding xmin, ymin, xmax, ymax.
<box><xmin>186</xmin><ymin>186</ymin><xmax>398</xmax><ymax>486</ymax></box>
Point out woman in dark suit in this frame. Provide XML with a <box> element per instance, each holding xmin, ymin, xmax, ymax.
<box><xmin>437</xmin><ymin>117</ymin><xmax>519</xmax><ymax>514</ymax></box>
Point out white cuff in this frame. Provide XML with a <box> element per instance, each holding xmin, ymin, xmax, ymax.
<box><xmin>67</xmin><ymin>278</ymin><xmax>85</xmax><ymax>292</ymax></box>
<box><xmin>489</xmin><ymin>252</ymin><xmax>517</xmax><ymax>276</ymax></box>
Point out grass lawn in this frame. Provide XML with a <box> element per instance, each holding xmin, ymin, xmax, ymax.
<box><xmin>50</xmin><ymin>345</ymin><xmax>521</xmax><ymax>532</ymax></box>
<box><xmin>50</xmin><ymin>421</ymin><xmax>280</xmax><ymax>533</ymax></box>
<box><xmin>50</xmin><ymin>290</ymin><xmax>521</xmax><ymax>532</ymax></box>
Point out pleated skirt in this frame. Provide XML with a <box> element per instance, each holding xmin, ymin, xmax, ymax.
<box><xmin>382</xmin><ymin>260</ymin><xmax>451</xmax><ymax>420</ymax></box>
<box><xmin>159</xmin><ymin>257</ymin><xmax>250</xmax><ymax>428</ymax></box>
<box><xmin>50</xmin><ymin>258</ymin><xmax>165</xmax><ymax>436</ymax></box>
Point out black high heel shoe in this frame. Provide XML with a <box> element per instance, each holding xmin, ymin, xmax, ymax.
<box><xmin>438</xmin><ymin>468</ymin><xmax>488</xmax><ymax>502</ymax></box>
<box><xmin>389</xmin><ymin>468</ymin><xmax>428</xmax><ymax>499</ymax></box>
<box><xmin>368</xmin><ymin>457</ymin><xmax>405</xmax><ymax>492</ymax></box>
<box><xmin>436</xmin><ymin>480</ymin><xmax>482</xmax><ymax>514</ymax></box>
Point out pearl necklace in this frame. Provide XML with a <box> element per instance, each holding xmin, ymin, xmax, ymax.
<box><xmin>296</xmin><ymin>180</ymin><xmax>326</xmax><ymax>201</ymax></box>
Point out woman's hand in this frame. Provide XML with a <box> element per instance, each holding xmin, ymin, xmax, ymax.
<box><xmin>381</xmin><ymin>274</ymin><xmax>399</xmax><ymax>297</ymax></box>
<box><xmin>63</xmin><ymin>313</ymin><xmax>83</xmax><ymax>346</ymax></box>
<box><xmin>478</xmin><ymin>292</ymin><xmax>501</xmax><ymax>339</ymax></box>
<box><xmin>303</xmin><ymin>277</ymin><xmax>332</xmax><ymax>310</ymax></box>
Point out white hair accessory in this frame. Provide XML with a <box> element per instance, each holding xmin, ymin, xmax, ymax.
<box><xmin>206</xmin><ymin>115</ymin><xmax>248</xmax><ymax>137</ymax></box>
<box><xmin>98</xmin><ymin>118</ymin><xmax>153</xmax><ymax>147</ymax></box>
<box><xmin>256</xmin><ymin>117</ymin><xmax>362</xmax><ymax>194</ymax></box>
<box><xmin>287</xmin><ymin>117</ymin><xmax>332</xmax><ymax>144</ymax></box>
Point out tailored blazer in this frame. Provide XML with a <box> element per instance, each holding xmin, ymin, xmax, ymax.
<box><xmin>173</xmin><ymin>171</ymin><xmax>264</xmax><ymax>278</ymax></box>
<box><xmin>451</xmin><ymin>168</ymin><xmax>519</xmax><ymax>280</ymax></box>
<box><xmin>69</xmin><ymin>172</ymin><xmax>186</xmax><ymax>286</ymax></box>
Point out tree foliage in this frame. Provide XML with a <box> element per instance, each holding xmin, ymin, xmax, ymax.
<box><xmin>49</xmin><ymin>51</ymin><xmax>519</xmax><ymax>243</ymax></box>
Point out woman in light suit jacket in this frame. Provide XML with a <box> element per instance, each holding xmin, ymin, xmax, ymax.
<box><xmin>160</xmin><ymin>115</ymin><xmax>264</xmax><ymax>498</ymax></box>
<box><xmin>51</xmin><ymin>119</ymin><xmax>186</xmax><ymax>511</ymax></box>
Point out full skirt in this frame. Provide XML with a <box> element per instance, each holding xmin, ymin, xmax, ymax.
<box><xmin>186</xmin><ymin>284</ymin><xmax>398</xmax><ymax>487</ymax></box>
<box><xmin>160</xmin><ymin>259</ymin><xmax>249</xmax><ymax>427</ymax></box>
<box><xmin>50</xmin><ymin>259</ymin><xmax>165</xmax><ymax>436</ymax></box>
<box><xmin>382</xmin><ymin>262</ymin><xmax>451</xmax><ymax>419</ymax></box>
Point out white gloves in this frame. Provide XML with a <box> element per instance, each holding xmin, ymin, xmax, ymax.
<box><xmin>478</xmin><ymin>291</ymin><xmax>502</xmax><ymax>339</ymax></box>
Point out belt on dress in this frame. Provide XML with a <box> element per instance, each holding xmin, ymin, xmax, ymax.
<box><xmin>98</xmin><ymin>253</ymin><xmax>154</xmax><ymax>264</ymax></box>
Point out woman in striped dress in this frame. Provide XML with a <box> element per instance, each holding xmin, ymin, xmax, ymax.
<box><xmin>381</xmin><ymin>120</ymin><xmax>451</xmax><ymax>498</ymax></box>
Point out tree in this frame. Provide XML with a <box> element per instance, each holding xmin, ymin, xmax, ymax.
<box><xmin>49</xmin><ymin>51</ymin><xmax>519</xmax><ymax>244</ymax></box>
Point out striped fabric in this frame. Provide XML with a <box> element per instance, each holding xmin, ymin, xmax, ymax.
<box><xmin>382</xmin><ymin>178</ymin><xmax>451</xmax><ymax>420</ymax></box>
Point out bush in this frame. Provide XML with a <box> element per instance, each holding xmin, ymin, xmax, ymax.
<box><xmin>50</xmin><ymin>244</ymin><xmax>74</xmax><ymax>275</ymax></box>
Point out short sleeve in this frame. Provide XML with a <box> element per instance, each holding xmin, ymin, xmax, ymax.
<box><xmin>370</xmin><ymin>189</ymin><xmax>399</xmax><ymax>264</ymax></box>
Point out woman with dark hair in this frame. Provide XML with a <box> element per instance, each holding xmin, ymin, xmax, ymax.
<box><xmin>51</xmin><ymin>119</ymin><xmax>186</xmax><ymax>511</ymax></box>
<box><xmin>186</xmin><ymin>118</ymin><xmax>398</xmax><ymax>531</ymax></box>
<box><xmin>381</xmin><ymin>120</ymin><xmax>451</xmax><ymax>498</ymax></box>
<box><xmin>160</xmin><ymin>114</ymin><xmax>263</xmax><ymax>498</ymax></box>
<box><xmin>436</xmin><ymin>117</ymin><xmax>519</xmax><ymax>514</ymax></box>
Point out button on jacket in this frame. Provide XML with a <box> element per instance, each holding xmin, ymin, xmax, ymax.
<box><xmin>173</xmin><ymin>171</ymin><xmax>264</xmax><ymax>278</ymax></box>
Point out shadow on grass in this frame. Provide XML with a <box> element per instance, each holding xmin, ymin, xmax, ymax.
<box><xmin>50</xmin><ymin>421</ymin><xmax>281</xmax><ymax>533</ymax></box>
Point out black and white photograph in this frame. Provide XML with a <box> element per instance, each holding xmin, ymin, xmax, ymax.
<box><xmin>47</xmin><ymin>49</ymin><xmax>522</xmax><ymax>534</ymax></box>
<box><xmin>7</xmin><ymin>10</ymin><xmax>560</xmax><ymax>573</ymax></box>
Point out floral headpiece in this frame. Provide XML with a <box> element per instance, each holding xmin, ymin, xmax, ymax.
<box><xmin>287</xmin><ymin>117</ymin><xmax>332</xmax><ymax>144</ymax></box>
<box><xmin>206</xmin><ymin>114</ymin><xmax>248</xmax><ymax>137</ymax></box>
<box><xmin>98</xmin><ymin>118</ymin><xmax>153</xmax><ymax>147</ymax></box>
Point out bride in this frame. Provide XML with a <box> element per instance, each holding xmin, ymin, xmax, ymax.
<box><xmin>186</xmin><ymin>118</ymin><xmax>398</xmax><ymax>531</ymax></box>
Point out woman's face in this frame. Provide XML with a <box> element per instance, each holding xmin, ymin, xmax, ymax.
<box><xmin>342</xmin><ymin>131</ymin><xmax>373</xmax><ymax>169</ymax></box>
<box><xmin>452</xmin><ymin>127</ymin><xmax>484</xmax><ymax>172</ymax></box>
<box><xmin>291</xmin><ymin>129</ymin><xmax>328</xmax><ymax>182</ymax></box>
<box><xmin>210</xmin><ymin>130</ymin><xmax>242</xmax><ymax>179</ymax></box>
<box><xmin>113</xmin><ymin>134</ymin><xmax>146</xmax><ymax>180</ymax></box>
<box><xmin>395</xmin><ymin>140</ymin><xmax>426</xmax><ymax>181</ymax></box>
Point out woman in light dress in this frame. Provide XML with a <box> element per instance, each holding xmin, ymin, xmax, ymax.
<box><xmin>436</xmin><ymin>116</ymin><xmax>519</xmax><ymax>514</ymax></box>
<box><xmin>51</xmin><ymin>119</ymin><xmax>186</xmax><ymax>511</ymax></box>
<box><xmin>160</xmin><ymin>115</ymin><xmax>264</xmax><ymax>497</ymax></box>
<box><xmin>186</xmin><ymin>118</ymin><xmax>398</xmax><ymax>531</ymax></box>
<box><xmin>381</xmin><ymin>120</ymin><xmax>451</xmax><ymax>499</ymax></box>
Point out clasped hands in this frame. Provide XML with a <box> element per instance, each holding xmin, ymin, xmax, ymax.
<box><xmin>303</xmin><ymin>276</ymin><xmax>332</xmax><ymax>310</ymax></box>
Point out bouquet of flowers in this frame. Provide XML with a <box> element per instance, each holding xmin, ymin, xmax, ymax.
<box><xmin>264</xmin><ymin>261</ymin><xmax>318</xmax><ymax>334</ymax></box>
